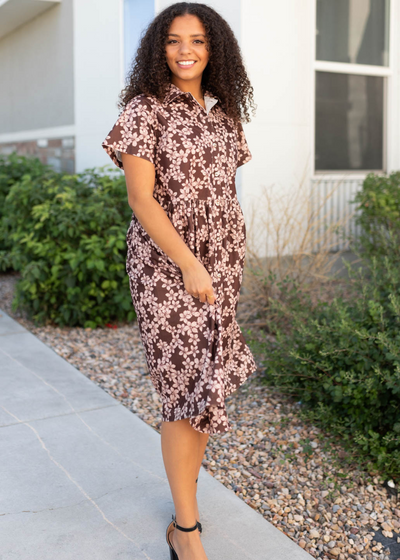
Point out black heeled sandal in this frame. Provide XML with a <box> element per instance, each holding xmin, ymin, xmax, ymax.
<box><xmin>166</xmin><ymin>516</ymin><xmax>200</xmax><ymax>560</ymax></box>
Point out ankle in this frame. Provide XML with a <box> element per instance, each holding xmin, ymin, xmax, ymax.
<box><xmin>173</xmin><ymin>511</ymin><xmax>198</xmax><ymax>527</ymax></box>
<box><xmin>173</xmin><ymin>527</ymin><xmax>201</xmax><ymax>545</ymax></box>
<box><xmin>174</xmin><ymin>517</ymin><xmax>198</xmax><ymax>530</ymax></box>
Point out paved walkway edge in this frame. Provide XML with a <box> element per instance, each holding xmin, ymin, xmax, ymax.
<box><xmin>0</xmin><ymin>308</ymin><xmax>313</xmax><ymax>560</ymax></box>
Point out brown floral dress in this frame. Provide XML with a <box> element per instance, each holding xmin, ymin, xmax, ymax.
<box><xmin>102</xmin><ymin>82</ymin><xmax>257</xmax><ymax>435</ymax></box>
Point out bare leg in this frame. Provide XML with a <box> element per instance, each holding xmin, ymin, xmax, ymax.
<box><xmin>194</xmin><ymin>432</ymin><xmax>209</xmax><ymax>524</ymax></box>
<box><xmin>161</xmin><ymin>418</ymin><xmax>208</xmax><ymax>559</ymax></box>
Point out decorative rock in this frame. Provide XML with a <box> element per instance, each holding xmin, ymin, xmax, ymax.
<box><xmin>0</xmin><ymin>271</ymin><xmax>398</xmax><ymax>560</ymax></box>
<box><xmin>382</xmin><ymin>530</ymin><xmax>393</xmax><ymax>538</ymax></box>
<box><xmin>309</xmin><ymin>529</ymin><xmax>320</xmax><ymax>539</ymax></box>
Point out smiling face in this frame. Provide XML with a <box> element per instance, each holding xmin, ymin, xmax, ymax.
<box><xmin>165</xmin><ymin>14</ymin><xmax>210</xmax><ymax>88</ymax></box>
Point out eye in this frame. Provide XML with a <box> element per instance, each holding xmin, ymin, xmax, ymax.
<box><xmin>166</xmin><ymin>39</ymin><xmax>205</xmax><ymax>44</ymax></box>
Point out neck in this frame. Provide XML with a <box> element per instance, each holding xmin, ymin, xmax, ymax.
<box><xmin>171</xmin><ymin>77</ymin><xmax>204</xmax><ymax>99</ymax></box>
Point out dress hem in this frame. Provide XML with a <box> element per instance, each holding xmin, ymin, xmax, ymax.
<box><xmin>159</xmin><ymin>359</ymin><xmax>258</xmax><ymax>435</ymax></box>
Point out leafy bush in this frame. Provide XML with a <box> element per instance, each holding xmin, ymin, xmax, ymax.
<box><xmin>353</xmin><ymin>170</ymin><xmax>400</xmax><ymax>261</ymax></box>
<box><xmin>0</xmin><ymin>152</ymin><xmax>54</xmax><ymax>251</ymax></box>
<box><xmin>0</xmin><ymin>164</ymin><xmax>136</xmax><ymax>328</ymax></box>
<box><xmin>246</xmin><ymin>171</ymin><xmax>400</xmax><ymax>479</ymax></box>
<box><xmin>249</xmin><ymin>256</ymin><xmax>400</xmax><ymax>478</ymax></box>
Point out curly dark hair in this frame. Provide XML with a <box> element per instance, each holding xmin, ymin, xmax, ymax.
<box><xmin>119</xmin><ymin>2</ymin><xmax>256</xmax><ymax>125</ymax></box>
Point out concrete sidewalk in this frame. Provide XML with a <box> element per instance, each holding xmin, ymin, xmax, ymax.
<box><xmin>0</xmin><ymin>308</ymin><xmax>313</xmax><ymax>560</ymax></box>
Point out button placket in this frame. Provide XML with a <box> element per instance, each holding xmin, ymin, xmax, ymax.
<box><xmin>207</xmin><ymin>121</ymin><xmax>220</xmax><ymax>181</ymax></box>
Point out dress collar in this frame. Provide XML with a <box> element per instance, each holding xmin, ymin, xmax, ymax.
<box><xmin>162</xmin><ymin>82</ymin><xmax>219</xmax><ymax>113</ymax></box>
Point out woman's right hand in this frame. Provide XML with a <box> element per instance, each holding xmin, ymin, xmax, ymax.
<box><xmin>121</xmin><ymin>154</ymin><xmax>219</xmax><ymax>303</ymax></box>
<box><xmin>180</xmin><ymin>258</ymin><xmax>217</xmax><ymax>305</ymax></box>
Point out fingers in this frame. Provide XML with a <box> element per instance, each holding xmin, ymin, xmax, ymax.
<box><xmin>193</xmin><ymin>289</ymin><xmax>217</xmax><ymax>305</ymax></box>
<box><xmin>181</xmin><ymin>261</ymin><xmax>217</xmax><ymax>305</ymax></box>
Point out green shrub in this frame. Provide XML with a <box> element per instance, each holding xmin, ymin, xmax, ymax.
<box><xmin>0</xmin><ymin>152</ymin><xmax>53</xmax><ymax>218</ymax></box>
<box><xmin>0</xmin><ymin>164</ymin><xmax>136</xmax><ymax>328</ymax></box>
<box><xmin>249</xmin><ymin>255</ymin><xmax>400</xmax><ymax>479</ymax></box>
<box><xmin>353</xmin><ymin>170</ymin><xmax>400</xmax><ymax>261</ymax></box>
<box><xmin>246</xmin><ymin>171</ymin><xmax>400</xmax><ymax>478</ymax></box>
<box><xmin>0</xmin><ymin>152</ymin><xmax>54</xmax><ymax>258</ymax></box>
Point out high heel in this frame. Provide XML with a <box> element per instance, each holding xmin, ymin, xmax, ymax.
<box><xmin>166</xmin><ymin>516</ymin><xmax>200</xmax><ymax>560</ymax></box>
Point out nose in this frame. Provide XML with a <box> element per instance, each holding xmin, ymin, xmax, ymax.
<box><xmin>178</xmin><ymin>41</ymin><xmax>192</xmax><ymax>55</ymax></box>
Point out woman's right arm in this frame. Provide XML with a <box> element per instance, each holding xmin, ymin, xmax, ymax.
<box><xmin>121</xmin><ymin>152</ymin><xmax>217</xmax><ymax>305</ymax></box>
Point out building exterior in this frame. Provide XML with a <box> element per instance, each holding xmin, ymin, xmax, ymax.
<box><xmin>0</xmin><ymin>0</ymin><xmax>398</xmax><ymax>257</ymax></box>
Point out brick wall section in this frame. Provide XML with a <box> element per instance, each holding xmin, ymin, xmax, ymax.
<box><xmin>0</xmin><ymin>137</ymin><xmax>75</xmax><ymax>173</ymax></box>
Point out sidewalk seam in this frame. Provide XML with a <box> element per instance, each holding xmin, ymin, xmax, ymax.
<box><xmin>0</xmin><ymin>402</ymin><xmax>121</xmax><ymax>429</ymax></box>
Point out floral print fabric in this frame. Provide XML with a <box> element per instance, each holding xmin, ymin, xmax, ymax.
<box><xmin>102</xmin><ymin>82</ymin><xmax>257</xmax><ymax>434</ymax></box>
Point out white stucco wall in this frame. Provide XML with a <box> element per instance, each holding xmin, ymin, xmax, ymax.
<box><xmin>240</xmin><ymin>0</ymin><xmax>314</xmax><ymax>257</ymax></box>
<box><xmin>387</xmin><ymin>0</ymin><xmax>400</xmax><ymax>174</ymax></box>
<box><xmin>0</xmin><ymin>0</ymin><xmax>74</xmax><ymax>134</ymax></box>
<box><xmin>73</xmin><ymin>0</ymin><xmax>123</xmax><ymax>172</ymax></box>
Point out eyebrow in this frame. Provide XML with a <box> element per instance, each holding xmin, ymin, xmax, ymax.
<box><xmin>167</xmin><ymin>34</ymin><xmax>206</xmax><ymax>37</ymax></box>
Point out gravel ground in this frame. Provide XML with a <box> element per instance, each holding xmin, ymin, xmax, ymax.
<box><xmin>1</xmin><ymin>271</ymin><xmax>400</xmax><ymax>560</ymax></box>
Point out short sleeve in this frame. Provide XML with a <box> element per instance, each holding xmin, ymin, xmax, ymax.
<box><xmin>102</xmin><ymin>95</ymin><xmax>158</xmax><ymax>170</ymax></box>
<box><xmin>236</xmin><ymin>121</ymin><xmax>252</xmax><ymax>168</ymax></box>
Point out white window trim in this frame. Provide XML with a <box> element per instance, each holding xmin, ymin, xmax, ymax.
<box><xmin>311</xmin><ymin>0</ymin><xmax>398</xmax><ymax>180</ymax></box>
<box><xmin>314</xmin><ymin>60</ymin><xmax>392</xmax><ymax>77</ymax></box>
<box><xmin>0</xmin><ymin>125</ymin><xmax>75</xmax><ymax>144</ymax></box>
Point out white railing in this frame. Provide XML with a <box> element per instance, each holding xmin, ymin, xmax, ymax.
<box><xmin>310</xmin><ymin>175</ymin><xmax>364</xmax><ymax>252</ymax></box>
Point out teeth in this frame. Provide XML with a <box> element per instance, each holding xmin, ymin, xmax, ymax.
<box><xmin>178</xmin><ymin>60</ymin><xmax>195</xmax><ymax>66</ymax></box>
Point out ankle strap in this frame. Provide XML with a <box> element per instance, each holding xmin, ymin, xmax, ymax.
<box><xmin>172</xmin><ymin>514</ymin><xmax>198</xmax><ymax>532</ymax></box>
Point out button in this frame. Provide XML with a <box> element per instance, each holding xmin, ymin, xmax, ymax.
<box><xmin>212</xmin><ymin>142</ymin><xmax>217</xmax><ymax>148</ymax></box>
<box><xmin>214</xmin><ymin>171</ymin><xmax>220</xmax><ymax>177</ymax></box>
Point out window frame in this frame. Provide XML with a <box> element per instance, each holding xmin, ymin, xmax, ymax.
<box><xmin>311</xmin><ymin>0</ymin><xmax>396</xmax><ymax>178</ymax></box>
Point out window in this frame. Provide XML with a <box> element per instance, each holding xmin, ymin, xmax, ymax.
<box><xmin>314</xmin><ymin>0</ymin><xmax>390</xmax><ymax>173</ymax></box>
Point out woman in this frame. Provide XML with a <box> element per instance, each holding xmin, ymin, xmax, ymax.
<box><xmin>102</xmin><ymin>3</ymin><xmax>257</xmax><ymax>559</ymax></box>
